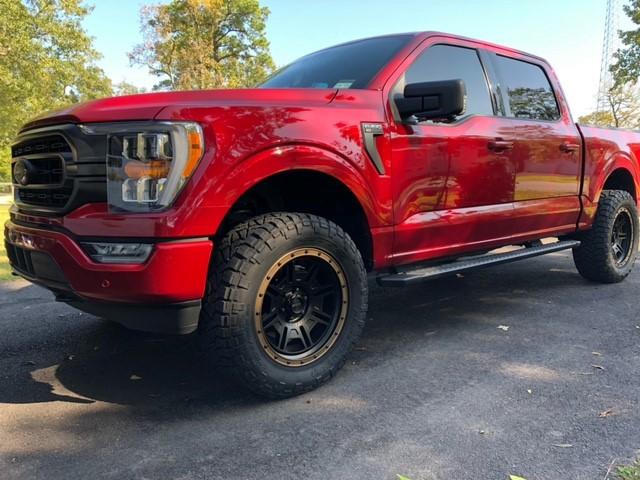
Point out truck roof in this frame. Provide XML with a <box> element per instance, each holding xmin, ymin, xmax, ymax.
<box><xmin>314</xmin><ymin>31</ymin><xmax>549</xmax><ymax>65</ymax></box>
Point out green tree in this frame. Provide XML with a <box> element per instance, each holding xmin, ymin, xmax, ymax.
<box><xmin>578</xmin><ymin>83</ymin><xmax>640</xmax><ymax>129</ymax></box>
<box><xmin>129</xmin><ymin>0</ymin><xmax>275</xmax><ymax>91</ymax></box>
<box><xmin>578</xmin><ymin>110</ymin><xmax>617</xmax><ymax>127</ymax></box>
<box><xmin>507</xmin><ymin>87</ymin><xmax>559</xmax><ymax>121</ymax></box>
<box><xmin>0</xmin><ymin>0</ymin><xmax>112</xmax><ymax>181</ymax></box>
<box><xmin>611</xmin><ymin>0</ymin><xmax>640</xmax><ymax>85</ymax></box>
<box><xmin>113</xmin><ymin>81</ymin><xmax>147</xmax><ymax>96</ymax></box>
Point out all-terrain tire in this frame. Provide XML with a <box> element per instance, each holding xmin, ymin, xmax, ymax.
<box><xmin>572</xmin><ymin>190</ymin><xmax>639</xmax><ymax>283</ymax></box>
<box><xmin>198</xmin><ymin>212</ymin><xmax>368</xmax><ymax>398</ymax></box>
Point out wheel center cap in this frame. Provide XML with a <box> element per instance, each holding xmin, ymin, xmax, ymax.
<box><xmin>284</xmin><ymin>289</ymin><xmax>308</xmax><ymax>320</ymax></box>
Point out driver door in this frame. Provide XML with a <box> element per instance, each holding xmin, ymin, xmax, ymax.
<box><xmin>389</xmin><ymin>40</ymin><xmax>518</xmax><ymax>265</ymax></box>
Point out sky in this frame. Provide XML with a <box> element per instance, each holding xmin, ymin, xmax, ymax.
<box><xmin>82</xmin><ymin>0</ymin><xmax>634</xmax><ymax>118</ymax></box>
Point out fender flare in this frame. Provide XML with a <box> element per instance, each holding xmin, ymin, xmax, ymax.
<box><xmin>590</xmin><ymin>152</ymin><xmax>640</xmax><ymax>204</ymax></box>
<box><xmin>209</xmin><ymin>144</ymin><xmax>383</xmax><ymax>231</ymax></box>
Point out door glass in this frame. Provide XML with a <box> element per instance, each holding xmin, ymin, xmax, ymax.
<box><xmin>493</xmin><ymin>55</ymin><xmax>560</xmax><ymax>121</ymax></box>
<box><xmin>399</xmin><ymin>44</ymin><xmax>494</xmax><ymax>119</ymax></box>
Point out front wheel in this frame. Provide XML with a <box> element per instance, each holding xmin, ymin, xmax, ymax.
<box><xmin>199</xmin><ymin>212</ymin><xmax>368</xmax><ymax>398</ymax></box>
<box><xmin>573</xmin><ymin>190</ymin><xmax>639</xmax><ymax>283</ymax></box>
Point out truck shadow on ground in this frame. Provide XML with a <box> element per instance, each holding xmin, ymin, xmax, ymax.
<box><xmin>0</xmin><ymin>253</ymin><xmax>595</xmax><ymax>413</ymax></box>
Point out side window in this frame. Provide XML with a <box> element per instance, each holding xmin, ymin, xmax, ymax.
<box><xmin>493</xmin><ymin>55</ymin><xmax>560</xmax><ymax>121</ymax></box>
<box><xmin>400</xmin><ymin>44</ymin><xmax>494</xmax><ymax>119</ymax></box>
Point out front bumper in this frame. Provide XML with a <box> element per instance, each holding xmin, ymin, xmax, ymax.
<box><xmin>4</xmin><ymin>219</ymin><xmax>213</xmax><ymax>334</ymax></box>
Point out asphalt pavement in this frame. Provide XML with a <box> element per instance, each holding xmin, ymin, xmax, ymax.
<box><xmin>1</xmin><ymin>250</ymin><xmax>639</xmax><ymax>480</ymax></box>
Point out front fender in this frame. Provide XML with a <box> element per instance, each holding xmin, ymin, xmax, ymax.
<box><xmin>207</xmin><ymin>144</ymin><xmax>389</xmax><ymax>233</ymax></box>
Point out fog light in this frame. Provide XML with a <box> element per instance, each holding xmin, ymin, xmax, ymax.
<box><xmin>82</xmin><ymin>242</ymin><xmax>153</xmax><ymax>264</ymax></box>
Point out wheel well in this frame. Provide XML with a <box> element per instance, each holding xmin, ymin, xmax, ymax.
<box><xmin>603</xmin><ymin>168</ymin><xmax>636</xmax><ymax>201</ymax></box>
<box><xmin>218</xmin><ymin>170</ymin><xmax>374</xmax><ymax>270</ymax></box>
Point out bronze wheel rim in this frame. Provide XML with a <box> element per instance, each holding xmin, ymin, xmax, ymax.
<box><xmin>255</xmin><ymin>248</ymin><xmax>349</xmax><ymax>367</ymax></box>
<box><xmin>611</xmin><ymin>207</ymin><xmax>634</xmax><ymax>267</ymax></box>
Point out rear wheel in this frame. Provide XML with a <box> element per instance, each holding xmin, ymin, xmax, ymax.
<box><xmin>199</xmin><ymin>212</ymin><xmax>368</xmax><ymax>398</ymax></box>
<box><xmin>573</xmin><ymin>190</ymin><xmax>639</xmax><ymax>283</ymax></box>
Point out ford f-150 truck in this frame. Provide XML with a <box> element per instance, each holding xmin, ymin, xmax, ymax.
<box><xmin>5</xmin><ymin>32</ymin><xmax>640</xmax><ymax>398</ymax></box>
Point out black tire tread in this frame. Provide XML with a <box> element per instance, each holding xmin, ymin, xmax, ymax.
<box><xmin>573</xmin><ymin>189</ymin><xmax>638</xmax><ymax>283</ymax></box>
<box><xmin>198</xmin><ymin>212</ymin><xmax>368</xmax><ymax>398</ymax></box>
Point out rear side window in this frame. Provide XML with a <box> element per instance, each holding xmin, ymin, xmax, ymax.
<box><xmin>402</xmin><ymin>44</ymin><xmax>494</xmax><ymax>118</ymax></box>
<box><xmin>493</xmin><ymin>55</ymin><xmax>560</xmax><ymax>121</ymax></box>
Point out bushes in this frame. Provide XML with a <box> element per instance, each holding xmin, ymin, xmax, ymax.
<box><xmin>0</xmin><ymin>147</ymin><xmax>9</xmax><ymax>183</ymax></box>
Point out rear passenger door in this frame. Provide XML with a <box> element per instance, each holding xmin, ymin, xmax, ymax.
<box><xmin>486</xmin><ymin>53</ymin><xmax>583</xmax><ymax>239</ymax></box>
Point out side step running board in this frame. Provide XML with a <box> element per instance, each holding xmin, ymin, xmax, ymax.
<box><xmin>377</xmin><ymin>240</ymin><xmax>581</xmax><ymax>287</ymax></box>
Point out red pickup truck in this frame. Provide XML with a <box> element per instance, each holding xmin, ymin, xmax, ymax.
<box><xmin>5</xmin><ymin>32</ymin><xmax>640</xmax><ymax>397</ymax></box>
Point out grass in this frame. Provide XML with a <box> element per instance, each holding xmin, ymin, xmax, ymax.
<box><xmin>0</xmin><ymin>207</ymin><xmax>14</xmax><ymax>281</ymax></box>
<box><xmin>618</xmin><ymin>459</ymin><xmax>640</xmax><ymax>480</ymax></box>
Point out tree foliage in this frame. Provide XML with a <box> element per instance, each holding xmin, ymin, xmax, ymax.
<box><xmin>578</xmin><ymin>83</ymin><xmax>640</xmax><ymax>129</ymax></box>
<box><xmin>612</xmin><ymin>0</ymin><xmax>640</xmax><ymax>85</ymax></box>
<box><xmin>0</xmin><ymin>0</ymin><xmax>112</xmax><ymax>181</ymax></box>
<box><xmin>507</xmin><ymin>87</ymin><xmax>559</xmax><ymax>121</ymax></box>
<box><xmin>113</xmin><ymin>81</ymin><xmax>148</xmax><ymax>96</ymax></box>
<box><xmin>578</xmin><ymin>110</ymin><xmax>617</xmax><ymax>128</ymax></box>
<box><xmin>129</xmin><ymin>0</ymin><xmax>275</xmax><ymax>91</ymax></box>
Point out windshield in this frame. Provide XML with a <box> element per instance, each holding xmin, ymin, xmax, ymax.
<box><xmin>260</xmin><ymin>35</ymin><xmax>414</xmax><ymax>90</ymax></box>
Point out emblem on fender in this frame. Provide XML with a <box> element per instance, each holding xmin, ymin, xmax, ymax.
<box><xmin>361</xmin><ymin>122</ymin><xmax>386</xmax><ymax>175</ymax></box>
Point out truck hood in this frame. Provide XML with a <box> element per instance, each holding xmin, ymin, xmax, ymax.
<box><xmin>21</xmin><ymin>88</ymin><xmax>339</xmax><ymax>132</ymax></box>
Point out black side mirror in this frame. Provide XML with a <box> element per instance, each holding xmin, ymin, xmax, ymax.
<box><xmin>395</xmin><ymin>79</ymin><xmax>466</xmax><ymax>122</ymax></box>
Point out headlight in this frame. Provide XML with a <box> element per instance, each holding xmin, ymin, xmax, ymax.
<box><xmin>80</xmin><ymin>122</ymin><xmax>204</xmax><ymax>212</ymax></box>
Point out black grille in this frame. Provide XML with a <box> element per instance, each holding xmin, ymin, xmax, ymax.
<box><xmin>11</xmin><ymin>135</ymin><xmax>72</xmax><ymax>157</ymax></box>
<box><xmin>13</xmin><ymin>156</ymin><xmax>65</xmax><ymax>186</ymax></box>
<box><xmin>5</xmin><ymin>242</ymin><xmax>68</xmax><ymax>285</ymax></box>
<box><xmin>11</xmin><ymin>125</ymin><xmax>108</xmax><ymax>215</ymax></box>
<box><xmin>5</xmin><ymin>242</ymin><xmax>35</xmax><ymax>275</ymax></box>
<box><xmin>17</xmin><ymin>188</ymin><xmax>73</xmax><ymax>207</ymax></box>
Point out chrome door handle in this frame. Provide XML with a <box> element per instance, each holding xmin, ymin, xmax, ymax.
<box><xmin>560</xmin><ymin>142</ymin><xmax>580</xmax><ymax>153</ymax></box>
<box><xmin>488</xmin><ymin>139</ymin><xmax>514</xmax><ymax>152</ymax></box>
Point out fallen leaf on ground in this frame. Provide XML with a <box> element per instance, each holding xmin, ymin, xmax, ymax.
<box><xmin>397</xmin><ymin>475</ymin><xmax>412</xmax><ymax>480</ymax></box>
<box><xmin>591</xmin><ymin>364</ymin><xmax>605</xmax><ymax>370</ymax></box>
<box><xmin>509</xmin><ymin>475</ymin><xmax>528</xmax><ymax>480</ymax></box>
<box><xmin>552</xmin><ymin>443</ymin><xmax>573</xmax><ymax>448</ymax></box>
<box><xmin>497</xmin><ymin>325</ymin><xmax>510</xmax><ymax>331</ymax></box>
<box><xmin>599</xmin><ymin>409</ymin><xmax>615</xmax><ymax>418</ymax></box>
